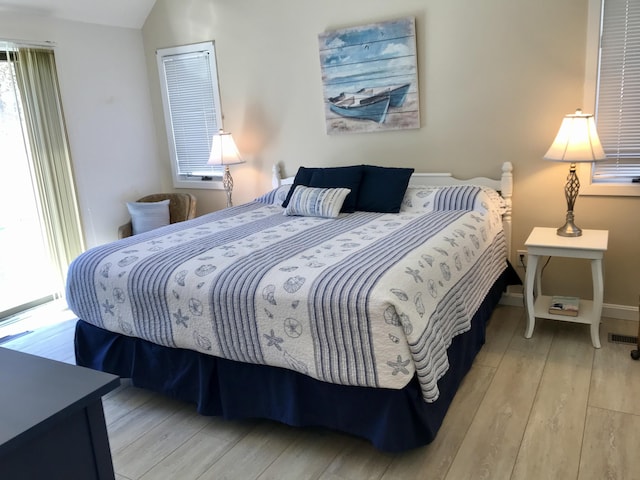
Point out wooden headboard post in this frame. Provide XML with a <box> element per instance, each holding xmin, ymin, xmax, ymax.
<box><xmin>271</xmin><ymin>161</ymin><xmax>514</xmax><ymax>260</ymax></box>
<box><xmin>272</xmin><ymin>165</ymin><xmax>282</xmax><ymax>189</ymax></box>
<box><xmin>500</xmin><ymin>161</ymin><xmax>513</xmax><ymax>264</ymax></box>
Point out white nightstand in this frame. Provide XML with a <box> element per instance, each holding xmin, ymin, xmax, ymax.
<box><xmin>524</xmin><ymin>227</ymin><xmax>609</xmax><ymax>348</ymax></box>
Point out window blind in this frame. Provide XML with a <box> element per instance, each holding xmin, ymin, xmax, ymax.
<box><xmin>157</xmin><ymin>42</ymin><xmax>223</xmax><ymax>186</ymax></box>
<box><xmin>593</xmin><ymin>0</ymin><xmax>640</xmax><ymax>182</ymax></box>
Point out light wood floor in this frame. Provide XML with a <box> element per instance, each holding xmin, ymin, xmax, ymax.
<box><xmin>3</xmin><ymin>305</ymin><xmax>640</xmax><ymax>480</ymax></box>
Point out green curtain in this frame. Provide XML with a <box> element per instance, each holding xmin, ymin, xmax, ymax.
<box><xmin>13</xmin><ymin>48</ymin><xmax>85</xmax><ymax>293</ymax></box>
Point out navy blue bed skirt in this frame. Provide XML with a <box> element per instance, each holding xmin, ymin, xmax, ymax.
<box><xmin>75</xmin><ymin>268</ymin><xmax>515</xmax><ymax>452</ymax></box>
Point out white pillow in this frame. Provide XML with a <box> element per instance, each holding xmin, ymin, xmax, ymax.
<box><xmin>126</xmin><ymin>199</ymin><xmax>170</xmax><ymax>235</ymax></box>
<box><xmin>254</xmin><ymin>185</ymin><xmax>292</xmax><ymax>205</ymax></box>
<box><xmin>283</xmin><ymin>185</ymin><xmax>351</xmax><ymax>218</ymax></box>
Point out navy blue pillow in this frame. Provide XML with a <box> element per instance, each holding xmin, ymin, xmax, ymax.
<box><xmin>356</xmin><ymin>165</ymin><xmax>414</xmax><ymax>213</ymax></box>
<box><xmin>281</xmin><ymin>166</ymin><xmax>316</xmax><ymax>208</ymax></box>
<box><xmin>308</xmin><ymin>166</ymin><xmax>363</xmax><ymax>213</ymax></box>
<box><xmin>282</xmin><ymin>166</ymin><xmax>364</xmax><ymax>213</ymax></box>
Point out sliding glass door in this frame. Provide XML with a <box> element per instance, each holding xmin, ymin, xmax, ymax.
<box><xmin>0</xmin><ymin>54</ymin><xmax>57</xmax><ymax>318</ymax></box>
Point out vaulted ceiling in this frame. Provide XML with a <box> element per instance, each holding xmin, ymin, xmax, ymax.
<box><xmin>0</xmin><ymin>0</ymin><xmax>156</xmax><ymax>29</ymax></box>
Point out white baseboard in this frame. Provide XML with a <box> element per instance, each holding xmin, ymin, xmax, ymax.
<box><xmin>499</xmin><ymin>291</ymin><xmax>525</xmax><ymax>308</ymax></box>
<box><xmin>499</xmin><ymin>291</ymin><xmax>639</xmax><ymax>321</ymax></box>
<box><xmin>601</xmin><ymin>303</ymin><xmax>639</xmax><ymax>321</ymax></box>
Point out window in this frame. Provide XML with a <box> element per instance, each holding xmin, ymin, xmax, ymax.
<box><xmin>582</xmin><ymin>0</ymin><xmax>640</xmax><ymax>196</ymax></box>
<box><xmin>157</xmin><ymin>41</ymin><xmax>224</xmax><ymax>189</ymax></box>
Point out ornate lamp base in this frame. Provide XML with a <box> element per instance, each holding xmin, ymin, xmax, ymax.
<box><xmin>557</xmin><ymin>163</ymin><xmax>582</xmax><ymax>237</ymax></box>
<box><xmin>223</xmin><ymin>166</ymin><xmax>234</xmax><ymax>208</ymax></box>
<box><xmin>557</xmin><ymin>210</ymin><xmax>582</xmax><ymax>237</ymax></box>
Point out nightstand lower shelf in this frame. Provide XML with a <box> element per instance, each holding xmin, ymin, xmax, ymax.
<box><xmin>533</xmin><ymin>295</ymin><xmax>594</xmax><ymax>325</ymax></box>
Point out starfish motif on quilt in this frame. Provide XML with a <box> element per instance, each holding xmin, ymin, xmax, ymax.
<box><xmin>443</xmin><ymin>236</ymin><xmax>458</xmax><ymax>247</ymax></box>
<box><xmin>387</xmin><ymin>355</ymin><xmax>411</xmax><ymax>376</ymax></box>
<box><xmin>173</xmin><ymin>308</ymin><xmax>189</xmax><ymax>327</ymax></box>
<box><xmin>264</xmin><ymin>329</ymin><xmax>284</xmax><ymax>351</ymax></box>
<box><xmin>404</xmin><ymin>267</ymin><xmax>423</xmax><ymax>283</ymax></box>
<box><xmin>102</xmin><ymin>299</ymin><xmax>115</xmax><ymax>316</ymax></box>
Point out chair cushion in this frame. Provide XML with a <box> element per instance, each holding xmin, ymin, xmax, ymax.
<box><xmin>126</xmin><ymin>199</ymin><xmax>171</xmax><ymax>235</ymax></box>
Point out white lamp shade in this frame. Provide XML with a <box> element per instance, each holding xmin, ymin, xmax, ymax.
<box><xmin>543</xmin><ymin>109</ymin><xmax>606</xmax><ymax>163</ymax></box>
<box><xmin>207</xmin><ymin>130</ymin><xmax>244</xmax><ymax>166</ymax></box>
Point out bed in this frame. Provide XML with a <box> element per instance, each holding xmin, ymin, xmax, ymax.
<box><xmin>68</xmin><ymin>162</ymin><xmax>517</xmax><ymax>452</ymax></box>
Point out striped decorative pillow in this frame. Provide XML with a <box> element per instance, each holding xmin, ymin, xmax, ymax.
<box><xmin>432</xmin><ymin>185</ymin><xmax>482</xmax><ymax>211</ymax></box>
<box><xmin>283</xmin><ymin>185</ymin><xmax>351</xmax><ymax>218</ymax></box>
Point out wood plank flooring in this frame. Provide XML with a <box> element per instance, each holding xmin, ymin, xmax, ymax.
<box><xmin>3</xmin><ymin>304</ymin><xmax>640</xmax><ymax>479</ymax></box>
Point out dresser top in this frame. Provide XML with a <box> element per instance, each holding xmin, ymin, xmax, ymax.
<box><xmin>0</xmin><ymin>347</ymin><xmax>119</xmax><ymax>455</ymax></box>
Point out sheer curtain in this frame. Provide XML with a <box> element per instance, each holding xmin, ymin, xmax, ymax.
<box><xmin>12</xmin><ymin>46</ymin><xmax>85</xmax><ymax>296</ymax></box>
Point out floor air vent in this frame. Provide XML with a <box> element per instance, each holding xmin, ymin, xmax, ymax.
<box><xmin>608</xmin><ymin>332</ymin><xmax>638</xmax><ymax>345</ymax></box>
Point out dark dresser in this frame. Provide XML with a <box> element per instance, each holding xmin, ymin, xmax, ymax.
<box><xmin>0</xmin><ymin>347</ymin><xmax>119</xmax><ymax>479</ymax></box>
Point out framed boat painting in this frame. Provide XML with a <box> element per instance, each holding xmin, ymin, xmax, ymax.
<box><xmin>318</xmin><ymin>17</ymin><xmax>420</xmax><ymax>135</ymax></box>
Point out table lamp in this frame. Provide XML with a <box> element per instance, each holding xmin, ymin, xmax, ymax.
<box><xmin>543</xmin><ymin>109</ymin><xmax>606</xmax><ymax>237</ymax></box>
<box><xmin>207</xmin><ymin>130</ymin><xmax>244</xmax><ymax>207</ymax></box>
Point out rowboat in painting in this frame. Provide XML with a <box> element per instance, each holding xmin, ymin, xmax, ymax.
<box><xmin>327</xmin><ymin>83</ymin><xmax>410</xmax><ymax>123</ymax></box>
<box><xmin>352</xmin><ymin>83</ymin><xmax>411</xmax><ymax>108</ymax></box>
<box><xmin>328</xmin><ymin>94</ymin><xmax>391</xmax><ymax>123</ymax></box>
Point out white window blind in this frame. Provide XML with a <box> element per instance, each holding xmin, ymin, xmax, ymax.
<box><xmin>593</xmin><ymin>0</ymin><xmax>640</xmax><ymax>183</ymax></box>
<box><xmin>157</xmin><ymin>42</ymin><xmax>223</xmax><ymax>188</ymax></box>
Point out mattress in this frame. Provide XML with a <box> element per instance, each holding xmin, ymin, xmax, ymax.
<box><xmin>66</xmin><ymin>184</ymin><xmax>507</xmax><ymax>403</ymax></box>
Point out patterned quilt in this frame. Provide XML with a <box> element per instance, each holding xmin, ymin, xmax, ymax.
<box><xmin>66</xmin><ymin>185</ymin><xmax>507</xmax><ymax>402</ymax></box>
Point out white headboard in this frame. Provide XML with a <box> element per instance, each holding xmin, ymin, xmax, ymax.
<box><xmin>271</xmin><ymin>162</ymin><xmax>513</xmax><ymax>259</ymax></box>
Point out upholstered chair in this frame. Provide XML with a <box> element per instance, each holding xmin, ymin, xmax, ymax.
<box><xmin>118</xmin><ymin>193</ymin><xmax>197</xmax><ymax>239</ymax></box>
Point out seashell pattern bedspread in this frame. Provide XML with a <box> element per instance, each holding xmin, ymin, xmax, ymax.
<box><xmin>66</xmin><ymin>185</ymin><xmax>507</xmax><ymax>402</ymax></box>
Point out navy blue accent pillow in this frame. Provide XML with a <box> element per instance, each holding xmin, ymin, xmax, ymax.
<box><xmin>281</xmin><ymin>166</ymin><xmax>364</xmax><ymax>213</ymax></box>
<box><xmin>308</xmin><ymin>165</ymin><xmax>363</xmax><ymax>213</ymax></box>
<box><xmin>356</xmin><ymin>165</ymin><xmax>414</xmax><ymax>213</ymax></box>
<box><xmin>281</xmin><ymin>166</ymin><xmax>317</xmax><ymax>208</ymax></box>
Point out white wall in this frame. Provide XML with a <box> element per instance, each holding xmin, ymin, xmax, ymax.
<box><xmin>0</xmin><ymin>12</ymin><xmax>162</xmax><ymax>248</ymax></box>
<box><xmin>142</xmin><ymin>0</ymin><xmax>640</xmax><ymax>308</ymax></box>
<box><xmin>2</xmin><ymin>2</ymin><xmax>637</xmax><ymax>309</ymax></box>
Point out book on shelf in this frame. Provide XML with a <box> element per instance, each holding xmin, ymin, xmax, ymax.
<box><xmin>548</xmin><ymin>296</ymin><xmax>579</xmax><ymax>316</ymax></box>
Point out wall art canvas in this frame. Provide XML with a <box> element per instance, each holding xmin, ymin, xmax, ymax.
<box><xmin>318</xmin><ymin>17</ymin><xmax>420</xmax><ymax>135</ymax></box>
